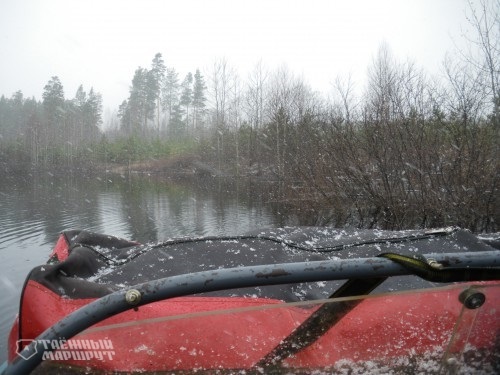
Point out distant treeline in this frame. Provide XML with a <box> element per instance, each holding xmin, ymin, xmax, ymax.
<box><xmin>0</xmin><ymin>78</ymin><xmax>103</xmax><ymax>167</ymax></box>
<box><xmin>0</xmin><ymin>3</ymin><xmax>498</xmax><ymax>231</ymax></box>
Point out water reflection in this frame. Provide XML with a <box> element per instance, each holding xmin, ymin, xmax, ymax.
<box><xmin>0</xmin><ymin>172</ymin><xmax>289</xmax><ymax>362</ymax></box>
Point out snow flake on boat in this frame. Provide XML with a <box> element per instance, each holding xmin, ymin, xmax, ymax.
<box><xmin>133</xmin><ymin>344</ymin><xmax>156</xmax><ymax>356</ymax></box>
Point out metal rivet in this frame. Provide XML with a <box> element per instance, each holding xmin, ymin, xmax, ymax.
<box><xmin>125</xmin><ymin>289</ymin><xmax>142</xmax><ymax>305</ymax></box>
<box><xmin>459</xmin><ymin>289</ymin><xmax>485</xmax><ymax>309</ymax></box>
<box><xmin>446</xmin><ymin>357</ymin><xmax>459</xmax><ymax>367</ymax></box>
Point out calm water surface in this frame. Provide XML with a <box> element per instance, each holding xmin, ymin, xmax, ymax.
<box><xmin>0</xmin><ymin>172</ymin><xmax>294</xmax><ymax>362</ymax></box>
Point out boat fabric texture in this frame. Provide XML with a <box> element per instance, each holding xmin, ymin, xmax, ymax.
<box><xmin>26</xmin><ymin>227</ymin><xmax>497</xmax><ymax>302</ymax></box>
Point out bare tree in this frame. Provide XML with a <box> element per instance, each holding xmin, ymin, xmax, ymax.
<box><xmin>244</xmin><ymin>60</ymin><xmax>269</xmax><ymax>171</ymax></box>
<box><xmin>266</xmin><ymin>65</ymin><xmax>301</xmax><ymax>181</ymax></box>
<box><xmin>332</xmin><ymin>74</ymin><xmax>358</xmax><ymax>125</ymax></box>
<box><xmin>459</xmin><ymin>0</ymin><xmax>500</xmax><ymax>115</ymax></box>
<box><xmin>208</xmin><ymin>58</ymin><xmax>238</xmax><ymax>170</ymax></box>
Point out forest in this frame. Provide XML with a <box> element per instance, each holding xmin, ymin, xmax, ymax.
<box><xmin>0</xmin><ymin>5</ymin><xmax>498</xmax><ymax>232</ymax></box>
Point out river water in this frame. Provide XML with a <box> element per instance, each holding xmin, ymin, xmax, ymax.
<box><xmin>0</xmin><ymin>172</ymin><xmax>296</xmax><ymax>362</ymax></box>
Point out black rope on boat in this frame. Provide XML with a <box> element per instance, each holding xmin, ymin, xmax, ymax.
<box><xmin>120</xmin><ymin>229</ymin><xmax>457</xmax><ymax>264</ymax></box>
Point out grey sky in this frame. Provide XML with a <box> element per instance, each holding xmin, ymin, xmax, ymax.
<box><xmin>0</xmin><ymin>0</ymin><xmax>479</xmax><ymax>117</ymax></box>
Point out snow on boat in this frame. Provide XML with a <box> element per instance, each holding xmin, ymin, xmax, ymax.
<box><xmin>2</xmin><ymin>227</ymin><xmax>500</xmax><ymax>374</ymax></box>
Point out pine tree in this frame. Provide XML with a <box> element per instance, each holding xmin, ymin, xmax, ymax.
<box><xmin>128</xmin><ymin>68</ymin><xmax>150</xmax><ymax>135</ymax></box>
<box><xmin>42</xmin><ymin>76</ymin><xmax>65</xmax><ymax>160</ymax></box>
<box><xmin>42</xmin><ymin>76</ymin><xmax>65</xmax><ymax>123</ymax></box>
<box><xmin>161</xmin><ymin>68</ymin><xmax>180</xmax><ymax>131</ymax></box>
<box><xmin>192</xmin><ymin>69</ymin><xmax>207</xmax><ymax>132</ymax></box>
<box><xmin>24</xmin><ymin>96</ymin><xmax>43</xmax><ymax>165</ymax></box>
<box><xmin>180</xmin><ymin>72</ymin><xmax>193</xmax><ymax>133</ymax></box>
<box><xmin>74</xmin><ymin>85</ymin><xmax>87</xmax><ymax>143</ymax></box>
<box><xmin>86</xmin><ymin>88</ymin><xmax>103</xmax><ymax>142</ymax></box>
<box><xmin>169</xmin><ymin>103</ymin><xmax>184</xmax><ymax>138</ymax></box>
<box><xmin>9</xmin><ymin>91</ymin><xmax>25</xmax><ymax>140</ymax></box>
<box><xmin>118</xmin><ymin>100</ymin><xmax>131</xmax><ymax>134</ymax></box>
<box><xmin>149</xmin><ymin>53</ymin><xmax>166</xmax><ymax>137</ymax></box>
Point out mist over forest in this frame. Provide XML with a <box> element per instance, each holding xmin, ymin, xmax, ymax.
<box><xmin>0</xmin><ymin>4</ymin><xmax>498</xmax><ymax>233</ymax></box>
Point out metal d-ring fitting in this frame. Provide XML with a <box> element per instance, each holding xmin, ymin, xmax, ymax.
<box><xmin>459</xmin><ymin>288</ymin><xmax>485</xmax><ymax>309</ymax></box>
<box><xmin>125</xmin><ymin>289</ymin><xmax>142</xmax><ymax>305</ymax></box>
<box><xmin>427</xmin><ymin>258</ymin><xmax>443</xmax><ymax>269</ymax></box>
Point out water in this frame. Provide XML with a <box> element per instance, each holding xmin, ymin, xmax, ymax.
<box><xmin>0</xmin><ymin>172</ymin><xmax>291</xmax><ymax>362</ymax></box>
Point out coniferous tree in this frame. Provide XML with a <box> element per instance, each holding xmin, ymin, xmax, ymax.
<box><xmin>169</xmin><ymin>103</ymin><xmax>184</xmax><ymax>138</ymax></box>
<box><xmin>162</xmin><ymin>68</ymin><xmax>180</xmax><ymax>131</ymax></box>
<box><xmin>192</xmin><ymin>69</ymin><xmax>207</xmax><ymax>132</ymax></box>
<box><xmin>86</xmin><ymin>88</ymin><xmax>103</xmax><ymax>142</ymax></box>
<box><xmin>42</xmin><ymin>76</ymin><xmax>65</xmax><ymax>126</ymax></box>
<box><xmin>74</xmin><ymin>85</ymin><xmax>87</xmax><ymax>142</ymax></box>
<box><xmin>180</xmin><ymin>72</ymin><xmax>193</xmax><ymax>133</ymax></box>
<box><xmin>42</xmin><ymin>76</ymin><xmax>65</xmax><ymax>162</ymax></box>
<box><xmin>118</xmin><ymin>100</ymin><xmax>131</xmax><ymax>135</ymax></box>
<box><xmin>9</xmin><ymin>91</ymin><xmax>25</xmax><ymax>139</ymax></box>
<box><xmin>149</xmin><ymin>53</ymin><xmax>166</xmax><ymax>137</ymax></box>
<box><xmin>128</xmin><ymin>68</ymin><xmax>150</xmax><ymax>135</ymax></box>
<box><xmin>24</xmin><ymin>96</ymin><xmax>43</xmax><ymax>165</ymax></box>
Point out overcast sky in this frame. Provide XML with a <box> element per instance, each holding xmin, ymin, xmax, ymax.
<box><xmin>0</xmin><ymin>0</ymin><xmax>483</xmax><ymax>118</ymax></box>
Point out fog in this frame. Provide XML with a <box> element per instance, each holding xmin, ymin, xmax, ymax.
<box><xmin>0</xmin><ymin>0</ymin><xmax>478</xmax><ymax>114</ymax></box>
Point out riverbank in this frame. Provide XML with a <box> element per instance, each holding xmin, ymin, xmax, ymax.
<box><xmin>2</xmin><ymin>151</ymin><xmax>497</xmax><ymax>233</ymax></box>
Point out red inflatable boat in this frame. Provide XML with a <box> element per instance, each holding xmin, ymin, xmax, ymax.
<box><xmin>3</xmin><ymin>227</ymin><xmax>500</xmax><ymax>374</ymax></box>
